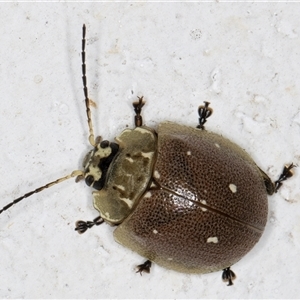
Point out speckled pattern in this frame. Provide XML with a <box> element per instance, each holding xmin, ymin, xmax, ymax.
<box><xmin>114</xmin><ymin>122</ymin><xmax>268</xmax><ymax>273</ymax></box>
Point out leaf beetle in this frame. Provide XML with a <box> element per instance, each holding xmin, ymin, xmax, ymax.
<box><xmin>0</xmin><ymin>24</ymin><xmax>294</xmax><ymax>286</ymax></box>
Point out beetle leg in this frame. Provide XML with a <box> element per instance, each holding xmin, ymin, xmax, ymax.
<box><xmin>258</xmin><ymin>167</ymin><xmax>275</xmax><ymax>195</ymax></box>
<box><xmin>274</xmin><ymin>163</ymin><xmax>295</xmax><ymax>193</ymax></box>
<box><xmin>222</xmin><ymin>267</ymin><xmax>236</xmax><ymax>286</ymax></box>
<box><xmin>197</xmin><ymin>101</ymin><xmax>213</xmax><ymax>130</ymax></box>
<box><xmin>136</xmin><ymin>260</ymin><xmax>152</xmax><ymax>275</ymax></box>
<box><xmin>132</xmin><ymin>96</ymin><xmax>145</xmax><ymax>127</ymax></box>
<box><xmin>75</xmin><ymin>216</ymin><xmax>104</xmax><ymax>234</ymax></box>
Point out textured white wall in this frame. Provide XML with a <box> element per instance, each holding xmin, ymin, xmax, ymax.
<box><xmin>0</xmin><ymin>2</ymin><xmax>299</xmax><ymax>298</ymax></box>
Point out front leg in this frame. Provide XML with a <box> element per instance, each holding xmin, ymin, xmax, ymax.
<box><xmin>132</xmin><ymin>96</ymin><xmax>145</xmax><ymax>127</ymax></box>
<box><xmin>75</xmin><ymin>216</ymin><xmax>104</xmax><ymax>234</ymax></box>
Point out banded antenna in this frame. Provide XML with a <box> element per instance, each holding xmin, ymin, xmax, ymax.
<box><xmin>0</xmin><ymin>24</ymin><xmax>95</xmax><ymax>215</ymax></box>
<box><xmin>82</xmin><ymin>24</ymin><xmax>96</xmax><ymax>147</ymax></box>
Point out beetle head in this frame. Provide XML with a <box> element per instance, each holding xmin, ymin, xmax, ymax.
<box><xmin>82</xmin><ymin>140</ymin><xmax>119</xmax><ymax>190</ymax></box>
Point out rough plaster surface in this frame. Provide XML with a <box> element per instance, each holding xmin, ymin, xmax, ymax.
<box><xmin>0</xmin><ymin>2</ymin><xmax>299</xmax><ymax>299</ymax></box>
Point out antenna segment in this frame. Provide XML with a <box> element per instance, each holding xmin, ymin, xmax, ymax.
<box><xmin>82</xmin><ymin>24</ymin><xmax>96</xmax><ymax>147</ymax></box>
<box><xmin>0</xmin><ymin>25</ymin><xmax>96</xmax><ymax>216</ymax></box>
<box><xmin>0</xmin><ymin>170</ymin><xmax>83</xmax><ymax>215</ymax></box>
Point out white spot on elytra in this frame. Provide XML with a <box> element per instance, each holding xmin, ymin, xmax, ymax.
<box><xmin>215</xmin><ymin>143</ymin><xmax>220</xmax><ymax>148</ymax></box>
<box><xmin>167</xmin><ymin>257</ymin><xmax>173</xmax><ymax>261</ymax></box>
<box><xmin>144</xmin><ymin>191</ymin><xmax>152</xmax><ymax>198</ymax></box>
<box><xmin>229</xmin><ymin>183</ymin><xmax>237</xmax><ymax>193</ymax></box>
<box><xmin>153</xmin><ymin>229</ymin><xmax>158</xmax><ymax>234</ymax></box>
<box><xmin>154</xmin><ymin>170</ymin><xmax>160</xmax><ymax>179</ymax></box>
<box><xmin>150</xmin><ymin>182</ymin><xmax>156</xmax><ymax>188</ymax></box>
<box><xmin>187</xmin><ymin>150</ymin><xmax>191</xmax><ymax>156</ymax></box>
<box><xmin>207</xmin><ymin>236</ymin><xmax>218</xmax><ymax>243</ymax></box>
<box><xmin>200</xmin><ymin>200</ymin><xmax>207</xmax><ymax>212</ymax></box>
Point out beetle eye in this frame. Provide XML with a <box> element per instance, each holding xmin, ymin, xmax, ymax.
<box><xmin>100</xmin><ymin>140</ymin><xmax>109</xmax><ymax>148</ymax></box>
<box><xmin>85</xmin><ymin>175</ymin><xmax>94</xmax><ymax>186</ymax></box>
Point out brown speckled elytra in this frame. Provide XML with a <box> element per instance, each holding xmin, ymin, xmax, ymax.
<box><xmin>0</xmin><ymin>24</ymin><xmax>294</xmax><ymax>286</ymax></box>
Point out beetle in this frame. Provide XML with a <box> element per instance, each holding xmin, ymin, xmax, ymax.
<box><xmin>0</xmin><ymin>24</ymin><xmax>294</xmax><ymax>286</ymax></box>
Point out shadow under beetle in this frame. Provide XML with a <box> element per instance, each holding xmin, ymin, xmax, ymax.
<box><xmin>0</xmin><ymin>24</ymin><xmax>295</xmax><ymax>286</ymax></box>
